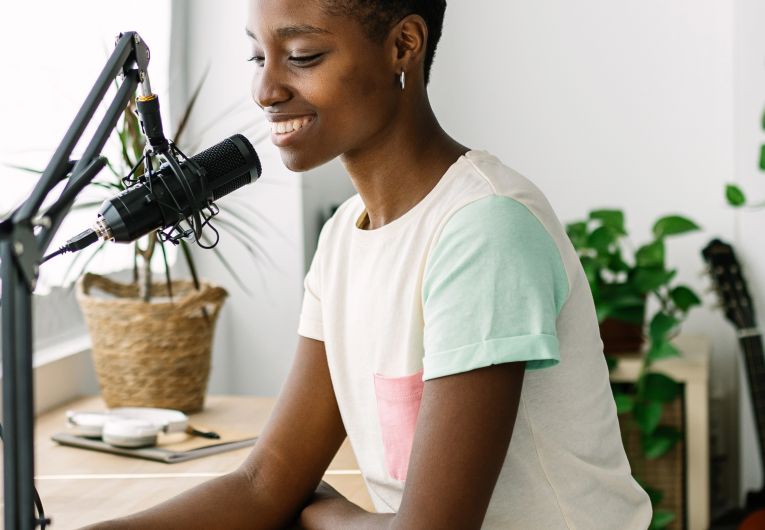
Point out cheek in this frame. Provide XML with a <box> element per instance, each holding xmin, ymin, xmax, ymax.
<box><xmin>339</xmin><ymin>60</ymin><xmax>385</xmax><ymax>100</ymax></box>
<box><xmin>273</xmin><ymin>58</ymin><xmax>397</xmax><ymax>171</ymax></box>
<box><xmin>311</xmin><ymin>62</ymin><xmax>394</xmax><ymax>135</ymax></box>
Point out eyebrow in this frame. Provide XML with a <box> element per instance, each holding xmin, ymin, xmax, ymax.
<box><xmin>245</xmin><ymin>24</ymin><xmax>331</xmax><ymax>41</ymax></box>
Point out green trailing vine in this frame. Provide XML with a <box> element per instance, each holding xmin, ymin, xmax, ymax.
<box><xmin>566</xmin><ymin>209</ymin><xmax>701</xmax><ymax>529</ymax></box>
<box><xmin>725</xmin><ymin>107</ymin><xmax>765</xmax><ymax>209</ymax></box>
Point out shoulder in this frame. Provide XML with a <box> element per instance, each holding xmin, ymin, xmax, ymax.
<box><xmin>434</xmin><ymin>150</ymin><xmax>579</xmax><ymax>291</ymax></box>
<box><xmin>424</xmin><ymin>195</ymin><xmax>570</xmax><ymax>305</ymax></box>
<box><xmin>431</xmin><ymin>151</ymin><xmax>560</xmax><ymax>249</ymax></box>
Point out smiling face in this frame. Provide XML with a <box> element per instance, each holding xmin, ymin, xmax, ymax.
<box><xmin>247</xmin><ymin>0</ymin><xmax>403</xmax><ymax>171</ymax></box>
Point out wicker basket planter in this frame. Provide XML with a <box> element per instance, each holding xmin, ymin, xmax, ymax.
<box><xmin>76</xmin><ymin>273</ymin><xmax>227</xmax><ymax>413</ymax></box>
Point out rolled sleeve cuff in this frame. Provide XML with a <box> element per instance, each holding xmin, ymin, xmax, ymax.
<box><xmin>297</xmin><ymin>316</ymin><xmax>324</xmax><ymax>342</ymax></box>
<box><xmin>423</xmin><ymin>334</ymin><xmax>560</xmax><ymax>381</ymax></box>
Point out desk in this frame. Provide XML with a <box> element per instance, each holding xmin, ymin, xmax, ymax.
<box><xmin>12</xmin><ymin>395</ymin><xmax>373</xmax><ymax>529</ymax></box>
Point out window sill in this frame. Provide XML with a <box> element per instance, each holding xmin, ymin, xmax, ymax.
<box><xmin>34</xmin><ymin>331</ymin><xmax>92</xmax><ymax>369</ymax></box>
<box><xmin>0</xmin><ymin>331</ymin><xmax>100</xmax><ymax>415</ymax></box>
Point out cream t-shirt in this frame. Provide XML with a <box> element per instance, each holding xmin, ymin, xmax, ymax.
<box><xmin>298</xmin><ymin>150</ymin><xmax>651</xmax><ymax>528</ymax></box>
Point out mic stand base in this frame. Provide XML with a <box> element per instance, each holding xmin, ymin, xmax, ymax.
<box><xmin>1</xmin><ymin>238</ymin><xmax>37</xmax><ymax>530</ymax></box>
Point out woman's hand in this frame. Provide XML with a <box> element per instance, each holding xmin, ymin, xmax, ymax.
<box><xmin>297</xmin><ymin>481</ymin><xmax>366</xmax><ymax>530</ymax></box>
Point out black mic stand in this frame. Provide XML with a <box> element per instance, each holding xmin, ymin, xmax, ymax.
<box><xmin>0</xmin><ymin>31</ymin><xmax>159</xmax><ymax>529</ymax></box>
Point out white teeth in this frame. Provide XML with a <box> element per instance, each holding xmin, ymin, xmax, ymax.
<box><xmin>271</xmin><ymin>117</ymin><xmax>312</xmax><ymax>135</ymax></box>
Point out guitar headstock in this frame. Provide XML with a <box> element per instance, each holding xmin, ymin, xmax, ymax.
<box><xmin>702</xmin><ymin>239</ymin><xmax>756</xmax><ymax>330</ymax></box>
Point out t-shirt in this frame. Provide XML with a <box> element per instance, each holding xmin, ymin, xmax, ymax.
<box><xmin>298</xmin><ymin>150</ymin><xmax>652</xmax><ymax>529</ymax></box>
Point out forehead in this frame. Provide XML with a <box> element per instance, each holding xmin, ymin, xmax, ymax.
<box><xmin>247</xmin><ymin>0</ymin><xmax>357</xmax><ymax>42</ymax></box>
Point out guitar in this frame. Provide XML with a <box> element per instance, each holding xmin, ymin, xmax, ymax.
<box><xmin>703</xmin><ymin>239</ymin><xmax>765</xmax><ymax>529</ymax></box>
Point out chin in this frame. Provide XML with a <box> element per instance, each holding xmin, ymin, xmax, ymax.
<box><xmin>279</xmin><ymin>148</ymin><xmax>335</xmax><ymax>173</ymax></box>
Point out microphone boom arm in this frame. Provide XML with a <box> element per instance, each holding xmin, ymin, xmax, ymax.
<box><xmin>0</xmin><ymin>31</ymin><xmax>158</xmax><ymax>529</ymax></box>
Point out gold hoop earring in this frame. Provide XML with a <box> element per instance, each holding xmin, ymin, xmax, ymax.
<box><xmin>399</xmin><ymin>71</ymin><xmax>406</xmax><ymax>91</ymax></box>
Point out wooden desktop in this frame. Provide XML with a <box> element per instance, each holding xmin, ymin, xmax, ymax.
<box><xmin>9</xmin><ymin>395</ymin><xmax>372</xmax><ymax>529</ymax></box>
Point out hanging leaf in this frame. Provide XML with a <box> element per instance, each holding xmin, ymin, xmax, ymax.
<box><xmin>642</xmin><ymin>373</ymin><xmax>680</xmax><ymax>403</ymax></box>
<box><xmin>589</xmin><ymin>209</ymin><xmax>626</xmax><ymax>235</ymax></box>
<box><xmin>642</xmin><ymin>425</ymin><xmax>681</xmax><ymax>460</ymax></box>
<box><xmin>580</xmin><ymin>256</ymin><xmax>600</xmax><ymax>286</ymax></box>
<box><xmin>609</xmin><ymin>305</ymin><xmax>646</xmax><ymax>325</ymax></box>
<box><xmin>649</xmin><ymin>510</ymin><xmax>676</xmax><ymax>529</ymax></box>
<box><xmin>652</xmin><ymin>216</ymin><xmax>700</xmax><ymax>239</ymax></box>
<box><xmin>725</xmin><ymin>184</ymin><xmax>747</xmax><ymax>207</ymax></box>
<box><xmin>649</xmin><ymin>312</ymin><xmax>679</xmax><ymax>342</ymax></box>
<box><xmin>670</xmin><ymin>285</ymin><xmax>701</xmax><ymax>311</ymax></box>
<box><xmin>636</xmin><ymin>240</ymin><xmax>665</xmax><ymax>268</ymax></box>
<box><xmin>607</xmin><ymin>249</ymin><xmax>630</xmax><ymax>272</ymax></box>
<box><xmin>647</xmin><ymin>341</ymin><xmax>681</xmax><ymax>363</ymax></box>
<box><xmin>566</xmin><ymin>221</ymin><xmax>589</xmax><ymax>249</ymax></box>
<box><xmin>633</xmin><ymin>268</ymin><xmax>676</xmax><ymax>293</ymax></box>
<box><xmin>587</xmin><ymin>225</ymin><xmax>617</xmax><ymax>253</ymax></box>
<box><xmin>614</xmin><ymin>393</ymin><xmax>634</xmax><ymax>414</ymax></box>
<box><xmin>634</xmin><ymin>401</ymin><xmax>663</xmax><ymax>434</ymax></box>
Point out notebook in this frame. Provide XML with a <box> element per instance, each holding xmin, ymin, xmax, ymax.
<box><xmin>51</xmin><ymin>430</ymin><xmax>258</xmax><ymax>463</ymax></box>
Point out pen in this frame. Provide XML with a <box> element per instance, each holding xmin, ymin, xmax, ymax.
<box><xmin>185</xmin><ymin>426</ymin><xmax>220</xmax><ymax>439</ymax></box>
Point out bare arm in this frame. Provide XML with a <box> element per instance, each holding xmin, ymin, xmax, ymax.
<box><xmin>298</xmin><ymin>361</ymin><xmax>526</xmax><ymax>529</ymax></box>
<box><xmin>82</xmin><ymin>336</ymin><xmax>346</xmax><ymax>530</ymax></box>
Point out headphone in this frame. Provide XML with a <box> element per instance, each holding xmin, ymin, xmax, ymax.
<box><xmin>66</xmin><ymin>408</ymin><xmax>189</xmax><ymax>448</ymax></box>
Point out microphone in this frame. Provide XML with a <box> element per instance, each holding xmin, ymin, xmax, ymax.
<box><xmin>44</xmin><ymin>134</ymin><xmax>261</xmax><ymax>261</ymax></box>
<box><xmin>96</xmin><ymin>134</ymin><xmax>261</xmax><ymax>243</ymax></box>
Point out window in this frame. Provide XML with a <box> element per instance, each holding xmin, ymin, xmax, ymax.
<box><xmin>0</xmin><ymin>1</ymin><xmax>173</xmax><ymax>348</ymax></box>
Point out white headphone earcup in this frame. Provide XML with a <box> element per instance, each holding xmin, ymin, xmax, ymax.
<box><xmin>102</xmin><ymin>419</ymin><xmax>160</xmax><ymax>448</ymax></box>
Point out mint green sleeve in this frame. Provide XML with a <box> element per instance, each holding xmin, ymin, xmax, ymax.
<box><xmin>422</xmin><ymin>196</ymin><xmax>570</xmax><ymax>380</ymax></box>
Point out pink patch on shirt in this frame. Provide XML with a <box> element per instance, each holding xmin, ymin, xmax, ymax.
<box><xmin>373</xmin><ymin>370</ymin><xmax>424</xmax><ymax>481</ymax></box>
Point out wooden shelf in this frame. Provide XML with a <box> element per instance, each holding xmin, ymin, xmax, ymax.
<box><xmin>610</xmin><ymin>334</ymin><xmax>710</xmax><ymax>530</ymax></box>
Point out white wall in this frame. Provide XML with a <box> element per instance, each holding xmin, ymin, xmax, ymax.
<box><xmin>427</xmin><ymin>0</ymin><xmax>740</xmax><ymax>508</ymax></box>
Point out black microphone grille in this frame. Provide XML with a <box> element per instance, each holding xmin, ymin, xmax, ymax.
<box><xmin>189</xmin><ymin>134</ymin><xmax>262</xmax><ymax>201</ymax></box>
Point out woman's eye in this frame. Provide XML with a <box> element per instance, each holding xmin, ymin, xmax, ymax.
<box><xmin>289</xmin><ymin>53</ymin><xmax>323</xmax><ymax>66</ymax></box>
<box><xmin>247</xmin><ymin>55</ymin><xmax>265</xmax><ymax>66</ymax></box>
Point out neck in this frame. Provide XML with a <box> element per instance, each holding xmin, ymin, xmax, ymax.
<box><xmin>340</xmin><ymin>92</ymin><xmax>468</xmax><ymax>230</ymax></box>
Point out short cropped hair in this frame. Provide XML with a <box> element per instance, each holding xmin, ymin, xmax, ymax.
<box><xmin>322</xmin><ymin>0</ymin><xmax>447</xmax><ymax>85</ymax></box>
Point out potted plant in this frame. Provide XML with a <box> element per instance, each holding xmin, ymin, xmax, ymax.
<box><xmin>566</xmin><ymin>209</ymin><xmax>702</xmax><ymax>529</ymax></box>
<box><xmin>10</xmin><ymin>73</ymin><xmax>269</xmax><ymax>413</ymax></box>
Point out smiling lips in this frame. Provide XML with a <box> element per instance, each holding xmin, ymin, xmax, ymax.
<box><xmin>269</xmin><ymin>116</ymin><xmax>314</xmax><ymax>135</ymax></box>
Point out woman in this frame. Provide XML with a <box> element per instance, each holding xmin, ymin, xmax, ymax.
<box><xmin>90</xmin><ymin>0</ymin><xmax>651</xmax><ymax>528</ymax></box>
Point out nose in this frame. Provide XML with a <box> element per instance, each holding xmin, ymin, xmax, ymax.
<box><xmin>251</xmin><ymin>62</ymin><xmax>291</xmax><ymax>109</ymax></box>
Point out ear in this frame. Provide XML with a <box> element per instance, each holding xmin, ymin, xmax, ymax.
<box><xmin>388</xmin><ymin>14</ymin><xmax>428</xmax><ymax>80</ymax></box>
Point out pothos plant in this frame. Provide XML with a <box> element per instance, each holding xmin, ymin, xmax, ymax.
<box><xmin>57</xmin><ymin>73</ymin><xmax>269</xmax><ymax>301</ymax></box>
<box><xmin>566</xmin><ymin>209</ymin><xmax>702</xmax><ymax>529</ymax></box>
